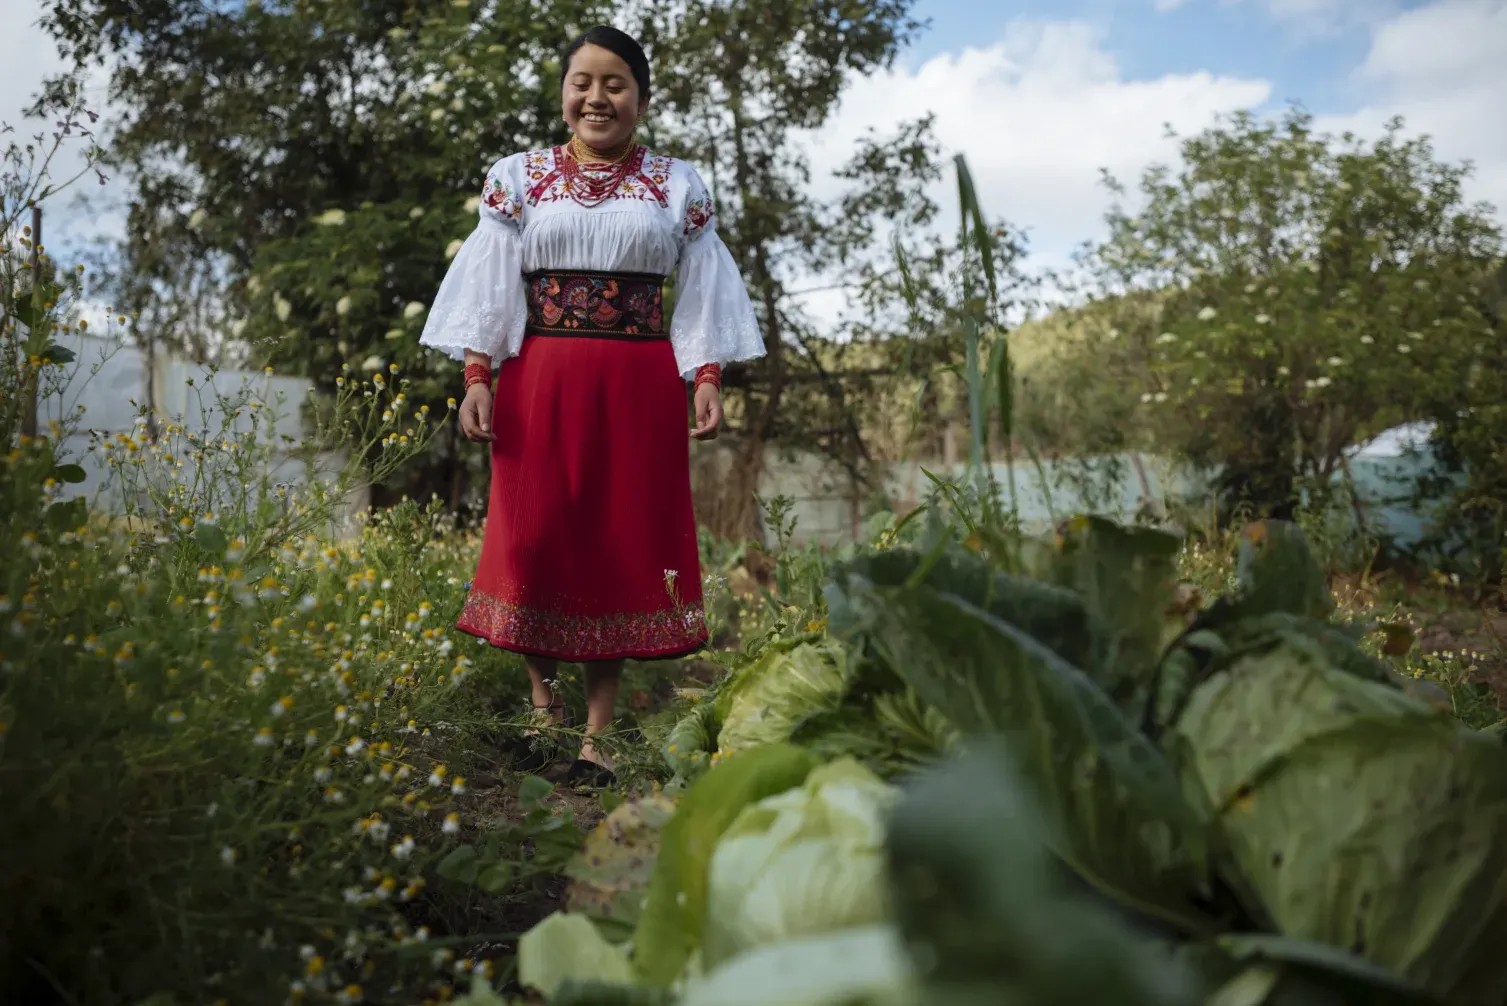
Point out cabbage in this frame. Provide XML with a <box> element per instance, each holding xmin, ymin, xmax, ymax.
<box><xmin>701</xmin><ymin>758</ymin><xmax>899</xmax><ymax>969</ymax></box>
<box><xmin>714</xmin><ymin>639</ymin><xmax>849</xmax><ymax>754</ymax></box>
<box><xmin>662</xmin><ymin>702</ymin><xmax>720</xmax><ymax>784</ymax></box>
<box><xmin>517</xmin><ymin>912</ymin><xmax>632</xmax><ymax>998</ymax></box>
<box><xmin>1171</xmin><ymin>628</ymin><xmax>1507</xmax><ymax>1005</ymax></box>
<box><xmin>680</xmin><ymin>925</ymin><xmax>916</xmax><ymax>1006</ymax></box>
<box><xmin>631</xmin><ymin>743</ymin><xmax>821</xmax><ymax>986</ymax></box>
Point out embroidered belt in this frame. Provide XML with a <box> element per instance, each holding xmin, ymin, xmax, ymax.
<box><xmin>524</xmin><ymin>269</ymin><xmax>667</xmax><ymax>340</ymax></box>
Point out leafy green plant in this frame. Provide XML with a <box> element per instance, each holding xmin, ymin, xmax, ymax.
<box><xmin>0</xmin><ymin>114</ymin><xmax>524</xmax><ymax>1006</ymax></box>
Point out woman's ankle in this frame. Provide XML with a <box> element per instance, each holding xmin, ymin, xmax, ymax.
<box><xmin>578</xmin><ymin>734</ymin><xmax>614</xmax><ymax>769</ymax></box>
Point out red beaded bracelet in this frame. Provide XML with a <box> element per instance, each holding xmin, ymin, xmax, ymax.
<box><xmin>694</xmin><ymin>363</ymin><xmax>722</xmax><ymax>390</ymax></box>
<box><xmin>463</xmin><ymin>362</ymin><xmax>491</xmax><ymax>390</ymax></box>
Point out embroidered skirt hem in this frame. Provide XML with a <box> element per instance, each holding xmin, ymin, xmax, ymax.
<box><xmin>455</xmin><ymin>609</ymin><xmax>708</xmax><ymax>664</ymax></box>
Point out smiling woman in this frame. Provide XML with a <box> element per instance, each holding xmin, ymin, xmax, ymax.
<box><xmin>418</xmin><ymin>26</ymin><xmax>765</xmax><ymax>789</ymax></box>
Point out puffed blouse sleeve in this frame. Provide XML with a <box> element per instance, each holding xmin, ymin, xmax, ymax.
<box><xmin>418</xmin><ymin>154</ymin><xmax>528</xmax><ymax>363</ymax></box>
<box><xmin>669</xmin><ymin>162</ymin><xmax>765</xmax><ymax>380</ymax></box>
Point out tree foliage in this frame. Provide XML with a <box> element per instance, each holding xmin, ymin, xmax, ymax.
<box><xmin>1075</xmin><ymin>106</ymin><xmax>1503</xmax><ymax>521</ymax></box>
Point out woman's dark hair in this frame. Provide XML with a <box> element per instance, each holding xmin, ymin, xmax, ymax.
<box><xmin>562</xmin><ymin>25</ymin><xmax>651</xmax><ymax>98</ymax></box>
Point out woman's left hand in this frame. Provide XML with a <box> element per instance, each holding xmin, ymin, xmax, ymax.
<box><xmin>691</xmin><ymin>382</ymin><xmax>722</xmax><ymax>441</ymax></box>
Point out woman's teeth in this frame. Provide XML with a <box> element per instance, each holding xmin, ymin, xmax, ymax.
<box><xmin>584</xmin><ymin>113</ymin><xmax>612</xmax><ymax>123</ymax></box>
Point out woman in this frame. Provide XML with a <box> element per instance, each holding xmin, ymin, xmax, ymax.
<box><xmin>419</xmin><ymin>26</ymin><xmax>763</xmax><ymax>787</ymax></box>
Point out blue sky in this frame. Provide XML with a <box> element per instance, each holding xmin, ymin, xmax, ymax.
<box><xmin>907</xmin><ymin>0</ymin><xmax>1408</xmax><ymax>110</ymax></box>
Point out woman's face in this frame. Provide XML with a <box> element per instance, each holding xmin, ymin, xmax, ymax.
<box><xmin>562</xmin><ymin>43</ymin><xmax>648</xmax><ymax>150</ymax></box>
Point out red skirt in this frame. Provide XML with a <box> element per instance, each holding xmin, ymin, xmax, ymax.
<box><xmin>455</xmin><ymin>327</ymin><xmax>707</xmax><ymax>663</ymax></box>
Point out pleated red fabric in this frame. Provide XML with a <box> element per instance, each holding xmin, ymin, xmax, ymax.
<box><xmin>455</xmin><ymin>323</ymin><xmax>707</xmax><ymax>663</ymax></box>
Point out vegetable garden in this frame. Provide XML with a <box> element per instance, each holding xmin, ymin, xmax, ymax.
<box><xmin>499</xmin><ymin>510</ymin><xmax>1507</xmax><ymax>1006</ymax></box>
<box><xmin>5</xmin><ymin>81</ymin><xmax>1507</xmax><ymax>1006</ymax></box>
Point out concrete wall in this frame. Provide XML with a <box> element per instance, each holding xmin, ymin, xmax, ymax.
<box><xmin>38</xmin><ymin>333</ymin><xmax>369</xmax><ymax>530</ymax></box>
<box><xmin>746</xmin><ymin>431</ymin><xmax>1453</xmax><ymax>551</ymax></box>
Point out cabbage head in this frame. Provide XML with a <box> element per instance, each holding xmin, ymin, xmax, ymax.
<box><xmin>714</xmin><ymin>638</ymin><xmax>850</xmax><ymax>754</ymax></box>
<box><xmin>1170</xmin><ymin>628</ymin><xmax>1507</xmax><ymax>1006</ymax></box>
<box><xmin>517</xmin><ymin>911</ymin><xmax>632</xmax><ymax>998</ymax></box>
<box><xmin>701</xmin><ymin>758</ymin><xmax>898</xmax><ymax>969</ymax></box>
<box><xmin>681</xmin><ymin>925</ymin><xmax>916</xmax><ymax>1006</ymax></box>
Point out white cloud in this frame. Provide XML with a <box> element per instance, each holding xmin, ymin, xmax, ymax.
<box><xmin>1317</xmin><ymin>0</ymin><xmax>1507</xmax><ymax>217</ymax></box>
<box><xmin>794</xmin><ymin>19</ymin><xmax>1272</xmax><ymax>322</ymax></box>
<box><xmin>1154</xmin><ymin>0</ymin><xmax>1194</xmax><ymax>11</ymax></box>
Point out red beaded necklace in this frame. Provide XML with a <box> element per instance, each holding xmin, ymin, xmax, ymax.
<box><xmin>560</xmin><ymin>135</ymin><xmax>642</xmax><ymax>208</ymax></box>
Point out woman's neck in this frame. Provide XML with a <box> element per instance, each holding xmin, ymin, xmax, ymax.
<box><xmin>569</xmin><ymin>133</ymin><xmax>636</xmax><ymax>164</ymax></box>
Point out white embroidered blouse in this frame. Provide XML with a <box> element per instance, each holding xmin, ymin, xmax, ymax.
<box><xmin>419</xmin><ymin>146</ymin><xmax>764</xmax><ymax>381</ymax></box>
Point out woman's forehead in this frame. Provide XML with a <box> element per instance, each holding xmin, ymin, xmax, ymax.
<box><xmin>566</xmin><ymin>44</ymin><xmax>632</xmax><ymax>78</ymax></box>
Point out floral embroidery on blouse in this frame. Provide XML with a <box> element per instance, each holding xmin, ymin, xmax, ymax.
<box><xmin>520</xmin><ymin>146</ymin><xmax>675</xmax><ymax>209</ymax></box>
<box><xmin>682</xmin><ymin>192</ymin><xmax>715</xmax><ymax>241</ymax></box>
<box><xmin>481</xmin><ymin>172</ymin><xmax>521</xmax><ymax>223</ymax></box>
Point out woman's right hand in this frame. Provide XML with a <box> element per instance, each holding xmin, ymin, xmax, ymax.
<box><xmin>459</xmin><ymin>383</ymin><xmax>495</xmax><ymax>442</ymax></box>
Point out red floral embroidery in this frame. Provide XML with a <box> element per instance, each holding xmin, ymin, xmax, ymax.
<box><xmin>525</xmin><ymin>271</ymin><xmax>665</xmax><ymax>337</ymax></box>
<box><xmin>683</xmin><ymin>193</ymin><xmax>715</xmax><ymax>239</ymax></box>
<box><xmin>522</xmin><ymin>147</ymin><xmax>674</xmax><ymax>208</ymax></box>
<box><xmin>456</xmin><ymin>590</ymin><xmax>709</xmax><ymax>662</ymax></box>
<box><xmin>481</xmin><ymin>173</ymin><xmax>521</xmax><ymax>222</ymax></box>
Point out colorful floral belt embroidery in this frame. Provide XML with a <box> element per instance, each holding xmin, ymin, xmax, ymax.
<box><xmin>524</xmin><ymin>270</ymin><xmax>666</xmax><ymax>339</ymax></box>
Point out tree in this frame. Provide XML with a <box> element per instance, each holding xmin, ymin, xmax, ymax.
<box><xmin>1081</xmin><ymin>106</ymin><xmax>1502</xmax><ymax>520</ymax></box>
<box><xmin>1412</xmin><ymin>256</ymin><xmax>1507</xmax><ymax>582</ymax></box>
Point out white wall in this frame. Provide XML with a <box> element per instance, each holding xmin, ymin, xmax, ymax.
<box><xmin>748</xmin><ymin>440</ymin><xmax>1447</xmax><ymax>550</ymax></box>
<box><xmin>38</xmin><ymin>333</ymin><xmax>369</xmax><ymax>530</ymax></box>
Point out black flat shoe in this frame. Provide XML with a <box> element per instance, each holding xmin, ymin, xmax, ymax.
<box><xmin>505</xmin><ymin>700</ymin><xmax>567</xmax><ymax>775</ymax></box>
<box><xmin>566</xmin><ymin>758</ymin><xmax>617</xmax><ymax>790</ymax></box>
<box><xmin>507</xmin><ymin>734</ymin><xmax>556</xmax><ymax>774</ymax></box>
